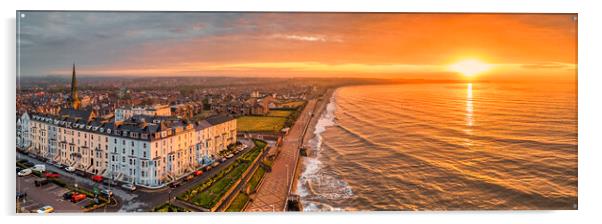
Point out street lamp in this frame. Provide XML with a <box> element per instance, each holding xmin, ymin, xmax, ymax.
<box><xmin>105</xmin><ymin>169</ymin><xmax>114</xmax><ymax>213</ymax></box>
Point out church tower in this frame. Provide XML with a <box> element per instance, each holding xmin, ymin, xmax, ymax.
<box><xmin>70</xmin><ymin>64</ymin><xmax>81</xmax><ymax>110</ymax></box>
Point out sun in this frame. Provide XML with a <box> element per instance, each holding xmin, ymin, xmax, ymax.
<box><xmin>449</xmin><ymin>59</ymin><xmax>492</xmax><ymax>77</ymax></box>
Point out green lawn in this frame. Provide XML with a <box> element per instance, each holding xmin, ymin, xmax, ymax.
<box><xmin>247</xmin><ymin>166</ymin><xmax>266</xmax><ymax>193</ymax></box>
<box><xmin>225</xmin><ymin>192</ymin><xmax>250</xmax><ymax>212</ymax></box>
<box><xmin>153</xmin><ymin>203</ymin><xmax>190</xmax><ymax>212</ymax></box>
<box><xmin>237</xmin><ymin>116</ymin><xmax>287</xmax><ymax>132</ymax></box>
<box><xmin>267</xmin><ymin>110</ymin><xmax>293</xmax><ymax>117</ymax></box>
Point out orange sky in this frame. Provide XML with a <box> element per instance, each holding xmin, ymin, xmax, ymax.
<box><xmin>21</xmin><ymin>13</ymin><xmax>577</xmax><ymax>81</ymax></box>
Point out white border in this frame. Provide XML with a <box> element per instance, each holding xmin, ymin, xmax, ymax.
<box><xmin>2</xmin><ymin>1</ymin><xmax>601</xmax><ymax>224</ymax></box>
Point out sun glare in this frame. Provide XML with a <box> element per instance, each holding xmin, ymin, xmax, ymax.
<box><xmin>449</xmin><ymin>59</ymin><xmax>492</xmax><ymax>77</ymax></box>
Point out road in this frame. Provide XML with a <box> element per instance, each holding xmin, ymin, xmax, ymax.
<box><xmin>244</xmin><ymin>99</ymin><xmax>318</xmax><ymax>212</ymax></box>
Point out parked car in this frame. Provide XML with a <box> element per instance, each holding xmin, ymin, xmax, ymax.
<box><xmin>169</xmin><ymin>181</ymin><xmax>182</xmax><ymax>188</ymax></box>
<box><xmin>91</xmin><ymin>175</ymin><xmax>103</xmax><ymax>183</ymax></box>
<box><xmin>74</xmin><ymin>170</ymin><xmax>89</xmax><ymax>177</ymax></box>
<box><xmin>193</xmin><ymin>170</ymin><xmax>203</xmax><ymax>176</ymax></box>
<box><xmin>44</xmin><ymin>172</ymin><xmax>60</xmax><ymax>178</ymax></box>
<box><xmin>16</xmin><ymin>167</ymin><xmax>22</xmax><ymax>173</ymax></box>
<box><xmin>204</xmin><ymin>166</ymin><xmax>213</xmax><ymax>171</ymax></box>
<box><xmin>220</xmin><ymin>158</ymin><xmax>227</xmax><ymax>162</ymax></box>
<box><xmin>121</xmin><ymin>183</ymin><xmax>136</xmax><ymax>191</ymax></box>
<box><xmin>212</xmin><ymin>161</ymin><xmax>220</xmax><ymax>167</ymax></box>
<box><xmin>63</xmin><ymin>192</ymin><xmax>73</xmax><ymax>200</ymax></box>
<box><xmin>102</xmin><ymin>178</ymin><xmax>118</xmax><ymax>186</ymax></box>
<box><xmin>185</xmin><ymin>174</ymin><xmax>194</xmax><ymax>181</ymax></box>
<box><xmin>36</xmin><ymin>205</ymin><xmax>54</xmax><ymax>213</ymax></box>
<box><xmin>50</xmin><ymin>161</ymin><xmax>63</xmax><ymax>168</ymax></box>
<box><xmin>23</xmin><ymin>161</ymin><xmax>35</xmax><ymax>168</ymax></box>
<box><xmin>100</xmin><ymin>189</ymin><xmax>113</xmax><ymax>197</ymax></box>
<box><xmin>32</xmin><ymin>164</ymin><xmax>46</xmax><ymax>172</ymax></box>
<box><xmin>34</xmin><ymin>179</ymin><xmax>50</xmax><ymax>187</ymax></box>
<box><xmin>226</xmin><ymin>154</ymin><xmax>234</xmax><ymax>159</ymax></box>
<box><xmin>71</xmin><ymin>193</ymin><xmax>87</xmax><ymax>203</ymax></box>
<box><xmin>18</xmin><ymin>168</ymin><xmax>32</xmax><ymax>176</ymax></box>
<box><xmin>16</xmin><ymin>192</ymin><xmax>27</xmax><ymax>200</ymax></box>
<box><xmin>65</xmin><ymin>166</ymin><xmax>75</xmax><ymax>172</ymax></box>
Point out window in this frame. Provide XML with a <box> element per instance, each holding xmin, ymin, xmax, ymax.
<box><xmin>143</xmin><ymin>143</ymin><xmax>146</xmax><ymax>148</ymax></box>
<box><xmin>131</xmin><ymin>141</ymin><xmax>134</xmax><ymax>147</ymax></box>
<box><xmin>122</xmin><ymin>157</ymin><xmax>125</xmax><ymax>163</ymax></box>
<box><xmin>143</xmin><ymin>151</ymin><xmax>146</xmax><ymax>158</ymax></box>
<box><xmin>122</xmin><ymin>140</ymin><xmax>125</xmax><ymax>145</ymax></box>
<box><xmin>131</xmin><ymin>149</ymin><xmax>134</xmax><ymax>155</ymax></box>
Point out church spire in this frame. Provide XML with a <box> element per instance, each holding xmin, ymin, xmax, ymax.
<box><xmin>70</xmin><ymin>63</ymin><xmax>81</xmax><ymax>110</ymax></box>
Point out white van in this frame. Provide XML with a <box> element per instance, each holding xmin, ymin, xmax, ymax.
<box><xmin>32</xmin><ymin>164</ymin><xmax>46</xmax><ymax>172</ymax></box>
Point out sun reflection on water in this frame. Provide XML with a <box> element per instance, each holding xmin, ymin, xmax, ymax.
<box><xmin>466</xmin><ymin>83</ymin><xmax>473</xmax><ymax>127</ymax></box>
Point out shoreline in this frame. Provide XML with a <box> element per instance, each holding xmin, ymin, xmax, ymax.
<box><xmin>291</xmin><ymin>87</ymin><xmax>337</xmax><ymax>196</ymax></box>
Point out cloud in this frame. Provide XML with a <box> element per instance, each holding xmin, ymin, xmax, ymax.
<box><xmin>270</xmin><ymin>34</ymin><xmax>341</xmax><ymax>42</ymax></box>
<box><xmin>17</xmin><ymin>12</ymin><xmax>577</xmax><ymax>79</ymax></box>
<box><xmin>521</xmin><ymin>62</ymin><xmax>575</xmax><ymax>70</ymax></box>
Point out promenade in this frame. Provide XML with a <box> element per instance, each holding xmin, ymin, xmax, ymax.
<box><xmin>245</xmin><ymin>98</ymin><xmax>318</xmax><ymax>212</ymax></box>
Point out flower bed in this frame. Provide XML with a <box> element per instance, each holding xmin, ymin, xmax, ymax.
<box><xmin>178</xmin><ymin>139</ymin><xmax>267</xmax><ymax>209</ymax></box>
<box><xmin>153</xmin><ymin>203</ymin><xmax>190</xmax><ymax>212</ymax></box>
<box><xmin>225</xmin><ymin>192</ymin><xmax>249</xmax><ymax>212</ymax></box>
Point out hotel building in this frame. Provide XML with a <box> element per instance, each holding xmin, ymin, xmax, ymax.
<box><xmin>18</xmin><ymin>110</ymin><xmax>237</xmax><ymax>188</ymax></box>
<box><xmin>16</xmin><ymin>65</ymin><xmax>237</xmax><ymax>188</ymax></box>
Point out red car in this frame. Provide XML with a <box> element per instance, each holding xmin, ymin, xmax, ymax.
<box><xmin>71</xmin><ymin>193</ymin><xmax>87</xmax><ymax>203</ymax></box>
<box><xmin>91</xmin><ymin>175</ymin><xmax>103</xmax><ymax>183</ymax></box>
<box><xmin>44</xmin><ymin>172</ymin><xmax>60</xmax><ymax>178</ymax></box>
<box><xmin>194</xmin><ymin>170</ymin><xmax>203</xmax><ymax>176</ymax></box>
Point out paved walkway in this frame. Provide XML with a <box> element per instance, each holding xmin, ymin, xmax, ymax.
<box><xmin>245</xmin><ymin>99</ymin><xmax>317</xmax><ymax>212</ymax></box>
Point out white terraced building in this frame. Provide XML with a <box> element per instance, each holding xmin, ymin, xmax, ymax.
<box><xmin>17</xmin><ymin>109</ymin><xmax>237</xmax><ymax>188</ymax></box>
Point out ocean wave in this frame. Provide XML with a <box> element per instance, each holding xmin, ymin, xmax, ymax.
<box><xmin>297</xmin><ymin>84</ymin><xmax>577</xmax><ymax>210</ymax></box>
<box><xmin>297</xmin><ymin>93</ymin><xmax>354</xmax><ymax>211</ymax></box>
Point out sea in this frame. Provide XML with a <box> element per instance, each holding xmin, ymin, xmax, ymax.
<box><xmin>296</xmin><ymin>82</ymin><xmax>577</xmax><ymax>211</ymax></box>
